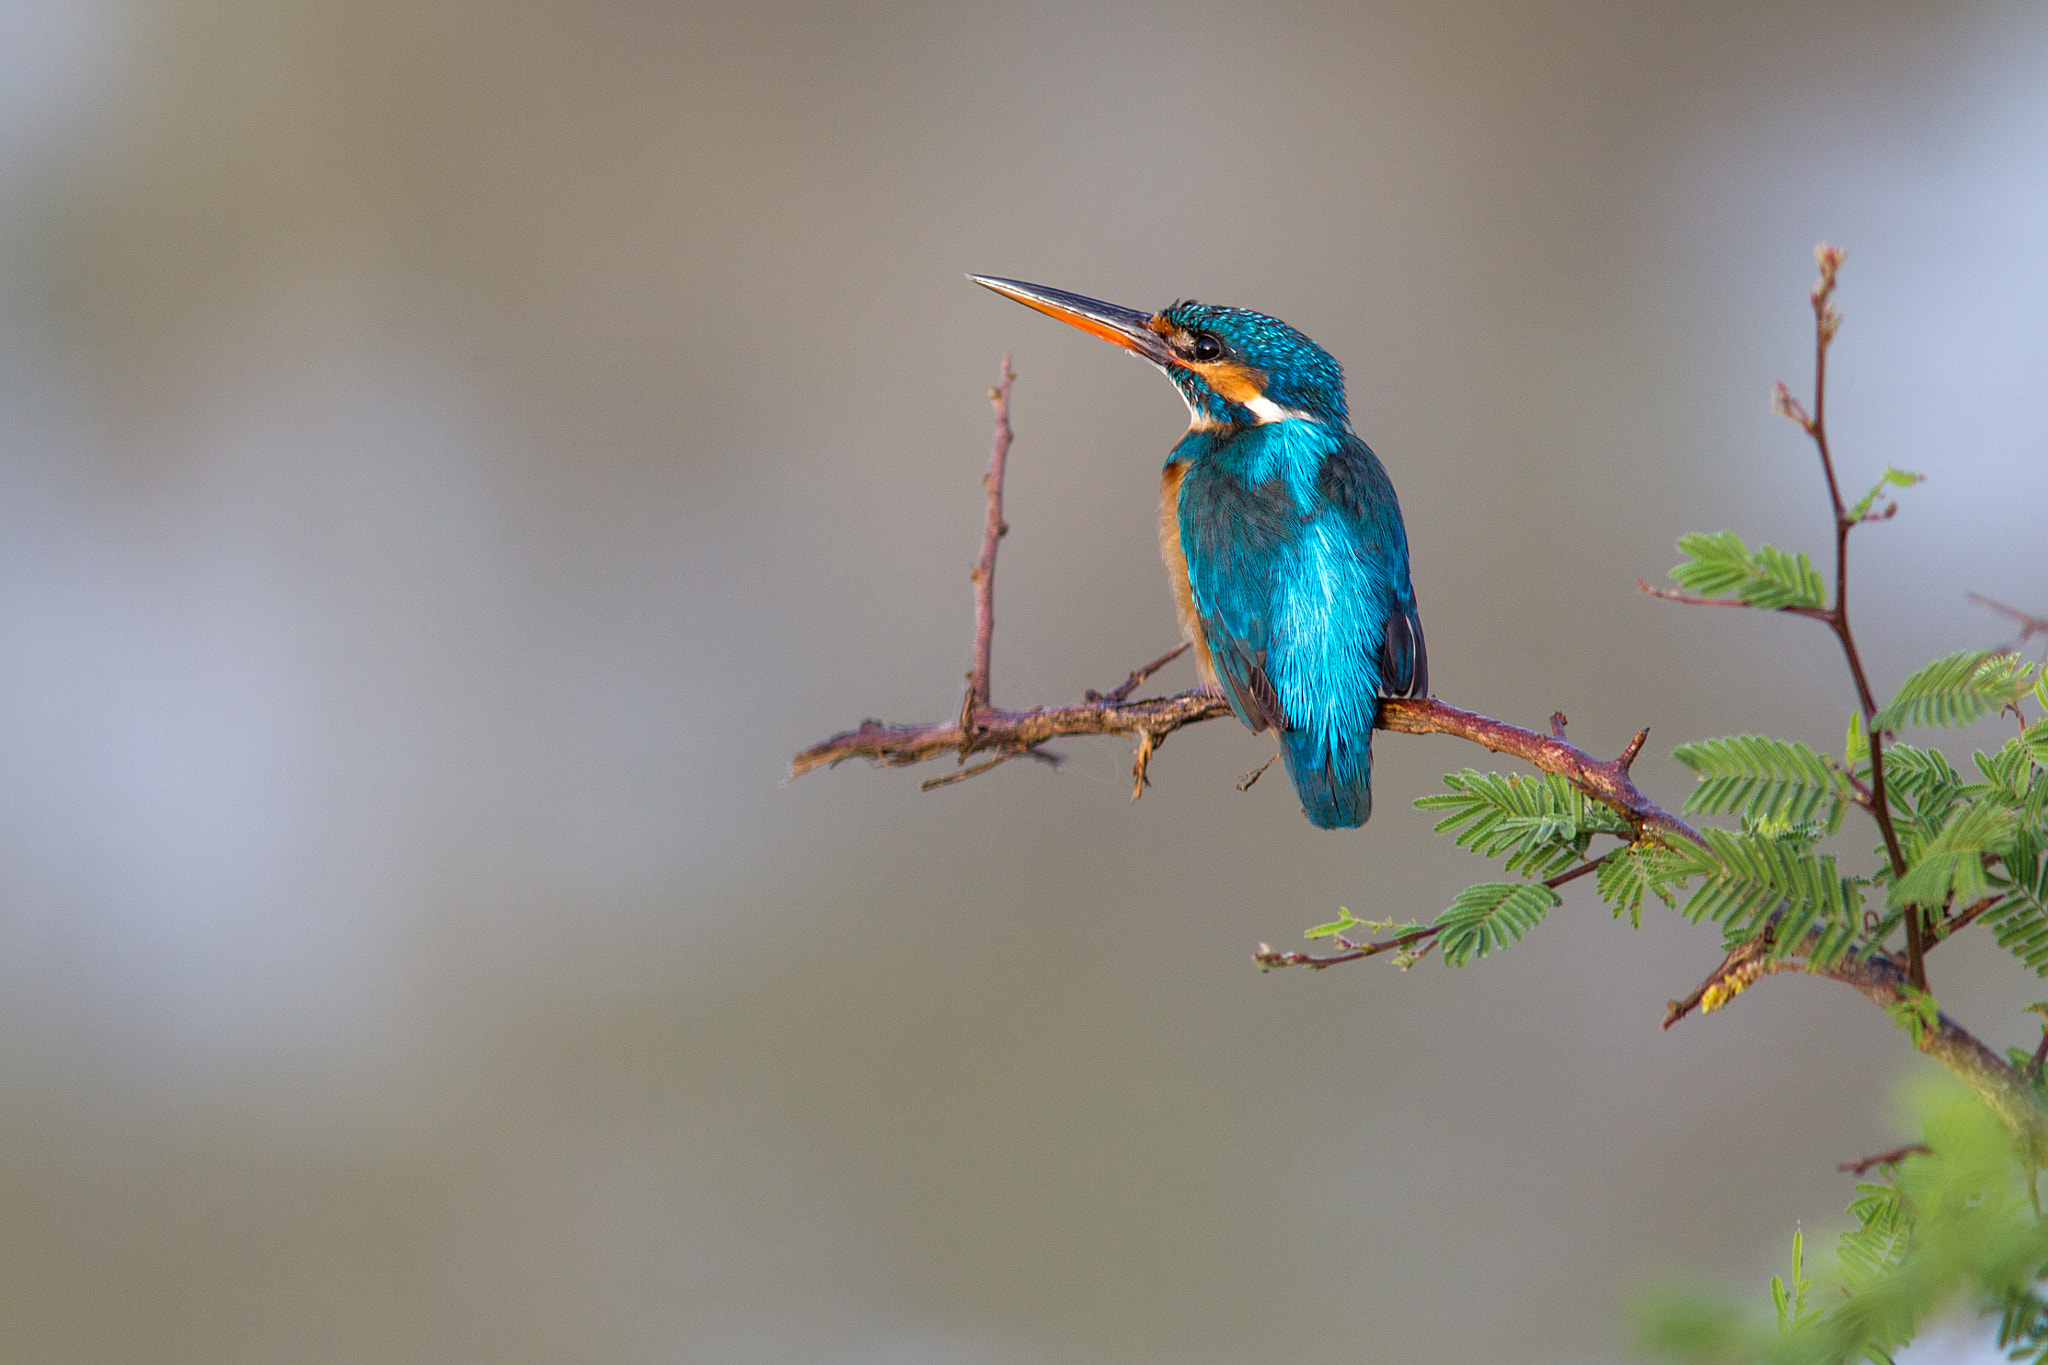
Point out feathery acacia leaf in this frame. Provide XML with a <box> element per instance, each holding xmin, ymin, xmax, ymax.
<box><xmin>1434</xmin><ymin>882</ymin><xmax>1560</xmax><ymax>966</ymax></box>
<box><xmin>1887</xmin><ymin>801</ymin><xmax>2016</xmax><ymax>911</ymax></box>
<box><xmin>1596</xmin><ymin>843</ymin><xmax>1690</xmax><ymax>926</ymax></box>
<box><xmin>1881</xmin><ymin>744</ymin><xmax>1966</xmax><ymax>848</ymax></box>
<box><xmin>1417</xmin><ymin>770</ymin><xmax>1629</xmax><ymax>878</ymax></box>
<box><xmin>1673</xmin><ymin>734</ymin><xmax>1851</xmax><ymax>833</ymax></box>
<box><xmin>1682</xmin><ymin>829</ymin><xmax>1862</xmax><ymax>966</ymax></box>
<box><xmin>1983</xmin><ymin>832</ymin><xmax>2048</xmax><ymax>975</ymax></box>
<box><xmin>1667</xmin><ymin>531</ymin><xmax>1827</xmax><ymax>610</ymax></box>
<box><xmin>1838</xmin><ymin>1181</ymin><xmax>1910</xmax><ymax>1293</ymax></box>
<box><xmin>1873</xmin><ymin>650</ymin><xmax>2036</xmax><ymax>732</ymax></box>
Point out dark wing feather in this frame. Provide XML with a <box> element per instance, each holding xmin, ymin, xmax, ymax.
<box><xmin>1379</xmin><ymin>607</ymin><xmax>1428</xmax><ymax>698</ymax></box>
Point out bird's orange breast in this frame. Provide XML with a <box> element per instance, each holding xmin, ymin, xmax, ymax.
<box><xmin>1159</xmin><ymin>460</ymin><xmax>1220</xmax><ymax>690</ymax></box>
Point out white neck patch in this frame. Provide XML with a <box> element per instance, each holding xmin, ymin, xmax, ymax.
<box><xmin>1244</xmin><ymin>395</ymin><xmax>1318</xmax><ymax>425</ymax></box>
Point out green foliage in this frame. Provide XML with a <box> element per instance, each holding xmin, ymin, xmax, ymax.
<box><xmin>1886</xmin><ymin>800</ymin><xmax>2016</xmax><ymax>912</ymax></box>
<box><xmin>1884</xmin><ymin>986</ymin><xmax>1940</xmax><ymax>1048</ymax></box>
<box><xmin>1669</xmin><ymin>531</ymin><xmax>1828</xmax><ymax>610</ymax></box>
<box><xmin>1417</xmin><ymin>769</ymin><xmax>1630</xmax><ymax>878</ymax></box>
<box><xmin>1772</xmin><ymin>1230</ymin><xmax>1822</xmax><ymax>1334</ymax></box>
<box><xmin>1835</xmin><ymin>1182</ymin><xmax>1907</xmax><ymax>1294</ymax></box>
<box><xmin>1872</xmin><ymin>649</ymin><xmax>2036</xmax><ymax>732</ymax></box>
<box><xmin>1682</xmin><ymin>829</ymin><xmax>1861</xmax><ymax>967</ymax></box>
<box><xmin>1598</xmin><ymin>842</ymin><xmax>1689</xmax><ymax>927</ymax></box>
<box><xmin>1639</xmin><ymin>1083</ymin><xmax>2048</xmax><ymax>1365</ymax></box>
<box><xmin>1844</xmin><ymin>712</ymin><xmax>1869</xmax><ymax>771</ymax></box>
<box><xmin>1847</xmin><ymin>466</ymin><xmax>1924</xmax><ymax>523</ymax></box>
<box><xmin>1875</xmin><ymin>743</ymin><xmax>1965</xmax><ymax>852</ymax></box>
<box><xmin>1983</xmin><ymin>832</ymin><xmax>2048</xmax><ymax>975</ymax></box>
<box><xmin>1433</xmin><ymin>882</ymin><xmax>1560</xmax><ymax>966</ymax></box>
<box><xmin>1674</xmin><ymin>735</ymin><xmax>1852</xmax><ymax>835</ymax></box>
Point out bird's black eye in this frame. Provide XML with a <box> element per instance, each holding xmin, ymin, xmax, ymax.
<box><xmin>1191</xmin><ymin>332</ymin><xmax>1224</xmax><ymax>362</ymax></box>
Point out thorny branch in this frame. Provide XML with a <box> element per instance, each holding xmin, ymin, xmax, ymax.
<box><xmin>790</xmin><ymin>336</ymin><xmax>2048</xmax><ymax>1154</ymax></box>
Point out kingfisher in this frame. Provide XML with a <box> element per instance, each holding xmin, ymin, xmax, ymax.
<box><xmin>971</xmin><ymin>276</ymin><xmax>1426</xmax><ymax>828</ymax></box>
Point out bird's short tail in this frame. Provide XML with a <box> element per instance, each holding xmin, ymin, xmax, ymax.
<box><xmin>1280</xmin><ymin>727</ymin><xmax>1373</xmax><ymax>829</ymax></box>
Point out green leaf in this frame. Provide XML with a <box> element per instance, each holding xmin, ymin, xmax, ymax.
<box><xmin>1837</xmin><ymin>1181</ymin><xmax>1909</xmax><ymax>1293</ymax></box>
<box><xmin>1846</xmin><ymin>710</ymin><xmax>1869</xmax><ymax>769</ymax></box>
<box><xmin>1874</xmin><ymin>650</ymin><xmax>2036</xmax><ymax>732</ymax></box>
<box><xmin>1673</xmin><ymin>734</ymin><xmax>1851</xmax><ymax>833</ymax></box>
<box><xmin>2024</xmin><ymin>718</ymin><xmax>2048</xmax><ymax>770</ymax></box>
<box><xmin>1682</xmin><ymin>829</ymin><xmax>1862</xmax><ymax>966</ymax></box>
<box><xmin>1886</xmin><ymin>985</ymin><xmax>1942</xmax><ymax>1046</ymax></box>
<box><xmin>1596</xmin><ymin>843</ymin><xmax>1691</xmax><ymax>926</ymax></box>
<box><xmin>1742</xmin><ymin>544</ymin><xmax>1827</xmax><ymax>610</ymax></box>
<box><xmin>1666</xmin><ymin>531</ymin><xmax>1826</xmax><ymax>610</ymax></box>
<box><xmin>1668</xmin><ymin>530</ymin><xmax>1756</xmax><ymax>597</ymax></box>
<box><xmin>1434</xmin><ymin>882</ymin><xmax>1561</xmax><ymax>966</ymax></box>
<box><xmin>1416</xmin><ymin>770</ymin><xmax>1628</xmax><ymax>878</ymax></box>
<box><xmin>1887</xmin><ymin>801</ymin><xmax>2017</xmax><ymax>911</ymax></box>
<box><xmin>1983</xmin><ymin>832</ymin><xmax>2048</xmax><ymax>975</ymax></box>
<box><xmin>1847</xmin><ymin>465</ymin><xmax>1925</xmax><ymax>522</ymax></box>
<box><xmin>1879</xmin><ymin>744</ymin><xmax>1965</xmax><ymax>849</ymax></box>
<box><xmin>1304</xmin><ymin>909</ymin><xmax>1362</xmax><ymax>940</ymax></box>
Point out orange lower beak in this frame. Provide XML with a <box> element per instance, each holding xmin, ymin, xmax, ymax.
<box><xmin>969</xmin><ymin>276</ymin><xmax>1175</xmax><ymax>366</ymax></box>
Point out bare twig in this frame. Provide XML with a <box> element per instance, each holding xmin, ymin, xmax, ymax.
<box><xmin>1839</xmin><ymin>1143</ymin><xmax>1930</xmax><ymax>1176</ymax></box>
<box><xmin>1973</xmin><ymin>593</ymin><xmax>2048</xmax><ymax>658</ymax></box>
<box><xmin>1237</xmin><ymin>753</ymin><xmax>1280</xmax><ymax>791</ymax></box>
<box><xmin>1087</xmin><ymin>641</ymin><xmax>1192</xmax><ymax>704</ymax></box>
<box><xmin>958</xmin><ymin>355</ymin><xmax>1015</xmax><ymax>741</ymax></box>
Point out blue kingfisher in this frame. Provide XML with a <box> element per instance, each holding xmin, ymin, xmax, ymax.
<box><xmin>973</xmin><ymin>276</ymin><xmax>1426</xmax><ymax>828</ymax></box>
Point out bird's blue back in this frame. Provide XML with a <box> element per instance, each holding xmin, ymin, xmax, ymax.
<box><xmin>1174</xmin><ymin>419</ymin><xmax>1422</xmax><ymax>827</ymax></box>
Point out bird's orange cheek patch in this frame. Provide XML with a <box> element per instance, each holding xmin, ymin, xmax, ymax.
<box><xmin>1197</xmin><ymin>361</ymin><xmax>1267</xmax><ymax>404</ymax></box>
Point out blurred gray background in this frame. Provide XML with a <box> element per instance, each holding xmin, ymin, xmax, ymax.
<box><xmin>0</xmin><ymin>1</ymin><xmax>2044</xmax><ymax>1361</ymax></box>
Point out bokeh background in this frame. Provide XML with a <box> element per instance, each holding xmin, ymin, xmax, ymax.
<box><xmin>0</xmin><ymin>1</ymin><xmax>2044</xmax><ymax>1361</ymax></box>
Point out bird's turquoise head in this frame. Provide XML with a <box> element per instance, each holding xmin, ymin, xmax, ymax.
<box><xmin>970</xmin><ymin>277</ymin><xmax>1349</xmax><ymax>431</ymax></box>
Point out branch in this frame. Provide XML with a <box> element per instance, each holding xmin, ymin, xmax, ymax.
<box><xmin>797</xmin><ymin>348</ymin><xmax>2048</xmax><ymax>1156</ymax></box>
<box><xmin>1839</xmin><ymin>1143</ymin><xmax>1930</xmax><ymax>1177</ymax></box>
<box><xmin>959</xmin><ymin>355</ymin><xmax>1015</xmax><ymax>734</ymax></box>
<box><xmin>1663</xmin><ymin>929</ymin><xmax>2048</xmax><ymax>1160</ymax></box>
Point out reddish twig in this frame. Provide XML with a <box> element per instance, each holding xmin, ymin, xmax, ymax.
<box><xmin>1973</xmin><ymin>593</ymin><xmax>2048</xmax><ymax>658</ymax></box>
<box><xmin>1792</xmin><ymin>248</ymin><xmax>1918</xmax><ymax>986</ymax></box>
<box><xmin>1088</xmin><ymin>641</ymin><xmax>1193</xmax><ymax>705</ymax></box>
<box><xmin>1839</xmin><ymin>1143</ymin><xmax>1930</xmax><ymax>1176</ymax></box>
<box><xmin>1635</xmin><ymin>579</ymin><xmax>1832</xmax><ymax>623</ymax></box>
<box><xmin>1932</xmin><ymin>894</ymin><xmax>2002</xmax><ymax>947</ymax></box>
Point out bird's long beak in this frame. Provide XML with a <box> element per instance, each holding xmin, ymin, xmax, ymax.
<box><xmin>969</xmin><ymin>276</ymin><xmax>1174</xmax><ymax>366</ymax></box>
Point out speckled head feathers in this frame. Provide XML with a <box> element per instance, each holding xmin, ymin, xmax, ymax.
<box><xmin>1148</xmin><ymin>300</ymin><xmax>1349</xmax><ymax>429</ymax></box>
